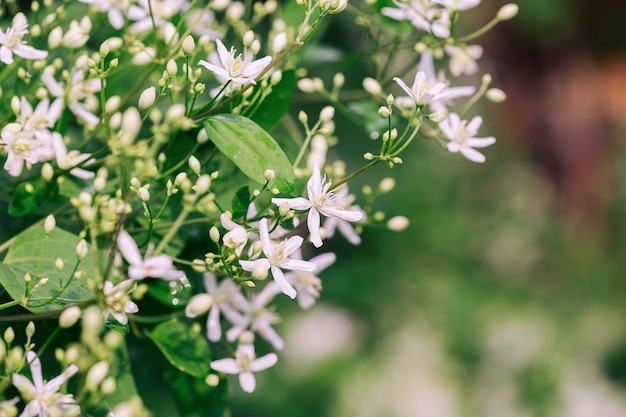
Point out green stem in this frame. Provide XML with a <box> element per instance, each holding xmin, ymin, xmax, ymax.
<box><xmin>331</xmin><ymin>159</ymin><xmax>382</xmax><ymax>191</ymax></box>
<box><xmin>457</xmin><ymin>16</ymin><xmax>500</xmax><ymax>43</ymax></box>
<box><xmin>153</xmin><ymin>205</ymin><xmax>192</xmax><ymax>255</ymax></box>
<box><xmin>0</xmin><ymin>299</ymin><xmax>22</xmax><ymax>311</ymax></box>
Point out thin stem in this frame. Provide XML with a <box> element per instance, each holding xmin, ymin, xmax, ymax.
<box><xmin>457</xmin><ymin>16</ymin><xmax>500</xmax><ymax>43</ymax></box>
<box><xmin>153</xmin><ymin>205</ymin><xmax>192</xmax><ymax>255</ymax></box>
<box><xmin>331</xmin><ymin>159</ymin><xmax>382</xmax><ymax>191</ymax></box>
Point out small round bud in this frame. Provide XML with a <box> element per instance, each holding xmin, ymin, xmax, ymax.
<box><xmin>362</xmin><ymin>77</ymin><xmax>382</xmax><ymax>95</ymax></box>
<box><xmin>137</xmin><ymin>187</ymin><xmax>150</xmax><ymax>202</ymax></box>
<box><xmin>185</xmin><ymin>294</ymin><xmax>213</xmax><ymax>317</ymax></box>
<box><xmin>486</xmin><ymin>88</ymin><xmax>507</xmax><ymax>102</ymax></box>
<box><xmin>363</xmin><ymin>152</ymin><xmax>374</xmax><ymax>160</ymax></box>
<box><xmin>75</xmin><ymin>239</ymin><xmax>88</xmax><ymax>260</ymax></box>
<box><xmin>297</xmin><ymin>78</ymin><xmax>316</xmax><ymax>93</ymax></box>
<box><xmin>482</xmin><ymin>73</ymin><xmax>492</xmax><ymax>85</ymax></box>
<box><xmin>4</xmin><ymin>327</ymin><xmax>15</xmax><ymax>344</ymax></box>
<box><xmin>101</xmin><ymin>377</ymin><xmax>117</xmax><ymax>395</ymax></box>
<box><xmin>25</xmin><ymin>321</ymin><xmax>35</xmax><ymax>338</ymax></box>
<box><xmin>378</xmin><ymin>106</ymin><xmax>391</xmax><ymax>118</ymax></box>
<box><xmin>264</xmin><ymin>169</ymin><xmax>276</xmax><ymax>181</ymax></box>
<box><xmin>59</xmin><ymin>306</ymin><xmax>82</xmax><ymax>328</ymax></box>
<box><xmin>205</xmin><ymin>374</ymin><xmax>220</xmax><ymax>387</ymax></box>
<box><xmin>182</xmin><ymin>35</ymin><xmax>196</xmax><ymax>55</ymax></box>
<box><xmin>298</xmin><ymin>110</ymin><xmax>308</xmax><ymax>124</ymax></box>
<box><xmin>209</xmin><ymin>226</ymin><xmax>220</xmax><ymax>243</ymax></box>
<box><xmin>44</xmin><ymin>215</ymin><xmax>56</xmax><ymax>235</ymax></box>
<box><xmin>379</xmin><ymin>177</ymin><xmax>395</xmax><ymax>193</ymax></box>
<box><xmin>189</xmin><ymin>155</ymin><xmax>201</xmax><ymax>173</ymax></box>
<box><xmin>387</xmin><ymin>215</ymin><xmax>409</xmax><ymax>231</ymax></box>
<box><xmin>86</xmin><ymin>361</ymin><xmax>109</xmax><ymax>390</ymax></box>
<box><xmin>428</xmin><ymin>112</ymin><xmax>446</xmax><ymax>123</ymax></box>
<box><xmin>319</xmin><ymin>106</ymin><xmax>335</xmax><ymax>122</ymax></box>
<box><xmin>197</xmin><ymin>128</ymin><xmax>209</xmax><ymax>144</ymax></box>
<box><xmin>41</xmin><ymin>162</ymin><xmax>54</xmax><ymax>181</ymax></box>
<box><xmin>55</xmin><ymin>258</ymin><xmax>64</xmax><ymax>271</ymax></box>
<box><xmin>138</xmin><ymin>86</ymin><xmax>156</xmax><ymax>111</ymax></box>
<box><xmin>333</xmin><ymin>72</ymin><xmax>345</xmax><ymax>88</ymax></box>
<box><xmin>497</xmin><ymin>4</ymin><xmax>519</xmax><ymax>21</ymax></box>
<box><xmin>166</xmin><ymin>59</ymin><xmax>178</xmax><ymax>76</ymax></box>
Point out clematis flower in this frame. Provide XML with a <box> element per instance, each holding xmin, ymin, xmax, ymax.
<box><xmin>210</xmin><ymin>342</ymin><xmax>278</xmax><ymax>393</ymax></box>
<box><xmin>198</xmin><ymin>39</ymin><xmax>272</xmax><ymax>88</ymax></box>
<box><xmin>434</xmin><ymin>0</ymin><xmax>481</xmax><ymax>11</ymax></box>
<box><xmin>284</xmin><ymin>251</ymin><xmax>336</xmax><ymax>309</ymax></box>
<box><xmin>127</xmin><ymin>0</ymin><xmax>189</xmax><ymax>34</ymax></box>
<box><xmin>0</xmin><ymin>13</ymin><xmax>48</xmax><ymax>65</ymax></box>
<box><xmin>393</xmin><ymin>70</ymin><xmax>452</xmax><ymax>108</ymax></box>
<box><xmin>186</xmin><ymin>273</ymin><xmax>247</xmax><ymax>342</ymax></box>
<box><xmin>117</xmin><ymin>229</ymin><xmax>186</xmax><ymax>281</ymax></box>
<box><xmin>439</xmin><ymin>112</ymin><xmax>495</xmax><ymax>163</ymax></box>
<box><xmin>272</xmin><ymin>163</ymin><xmax>364</xmax><ymax>248</ymax></box>
<box><xmin>78</xmin><ymin>0</ymin><xmax>131</xmax><ymax>29</ymax></box>
<box><xmin>12</xmin><ymin>351</ymin><xmax>80</xmax><ymax>417</ymax></box>
<box><xmin>239</xmin><ymin>218</ymin><xmax>316</xmax><ymax>299</ymax></box>
<box><xmin>103</xmin><ymin>279</ymin><xmax>139</xmax><ymax>325</ymax></box>
<box><xmin>225</xmin><ymin>281</ymin><xmax>284</xmax><ymax>350</ymax></box>
<box><xmin>322</xmin><ymin>186</ymin><xmax>365</xmax><ymax>245</ymax></box>
<box><xmin>382</xmin><ymin>0</ymin><xmax>450</xmax><ymax>38</ymax></box>
<box><xmin>1</xmin><ymin>123</ymin><xmax>40</xmax><ymax>177</ymax></box>
<box><xmin>444</xmin><ymin>44</ymin><xmax>483</xmax><ymax>76</ymax></box>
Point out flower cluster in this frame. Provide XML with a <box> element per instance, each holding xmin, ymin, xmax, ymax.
<box><xmin>0</xmin><ymin>0</ymin><xmax>515</xmax><ymax>414</ymax></box>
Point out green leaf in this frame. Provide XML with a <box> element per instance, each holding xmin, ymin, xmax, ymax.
<box><xmin>145</xmin><ymin>319</ymin><xmax>212</xmax><ymax>378</ymax></box>
<box><xmin>0</xmin><ymin>225</ymin><xmax>96</xmax><ymax>312</ymax></box>
<box><xmin>203</xmin><ymin>114</ymin><xmax>295</xmax><ymax>193</ymax></box>
<box><xmin>166</xmin><ymin>368</ymin><xmax>230</xmax><ymax>417</ymax></box>
<box><xmin>231</xmin><ymin>186</ymin><xmax>251</xmax><ymax>220</ymax></box>
<box><xmin>9</xmin><ymin>180</ymin><xmax>59</xmax><ymax>217</ymax></box>
<box><xmin>248</xmin><ymin>69</ymin><xmax>296</xmax><ymax>131</ymax></box>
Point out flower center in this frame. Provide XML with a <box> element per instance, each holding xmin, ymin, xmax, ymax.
<box><xmin>11</xmin><ymin>137</ymin><xmax>36</xmax><ymax>157</ymax></box>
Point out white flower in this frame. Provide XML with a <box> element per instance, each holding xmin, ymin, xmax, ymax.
<box><xmin>19</xmin><ymin>97</ymin><xmax>63</xmax><ymax>140</ymax></box>
<box><xmin>50</xmin><ymin>134</ymin><xmax>95</xmax><ymax>179</ymax></box>
<box><xmin>103</xmin><ymin>279</ymin><xmax>139</xmax><ymax>325</ymax></box>
<box><xmin>444</xmin><ymin>44</ymin><xmax>483</xmax><ymax>76</ymax></box>
<box><xmin>1</xmin><ymin>124</ymin><xmax>39</xmax><ymax>177</ymax></box>
<box><xmin>240</xmin><ymin>218</ymin><xmax>316</xmax><ymax>299</ymax></box>
<box><xmin>381</xmin><ymin>0</ymin><xmax>450</xmax><ymax>38</ymax></box>
<box><xmin>225</xmin><ymin>282</ymin><xmax>284</xmax><ymax>350</ymax></box>
<box><xmin>78</xmin><ymin>0</ymin><xmax>131</xmax><ymax>29</ymax></box>
<box><xmin>12</xmin><ymin>351</ymin><xmax>80</xmax><ymax>417</ymax></box>
<box><xmin>210</xmin><ymin>343</ymin><xmax>278</xmax><ymax>393</ymax></box>
<box><xmin>191</xmin><ymin>274</ymin><xmax>247</xmax><ymax>342</ymax></box>
<box><xmin>127</xmin><ymin>0</ymin><xmax>189</xmax><ymax>34</ymax></box>
<box><xmin>198</xmin><ymin>39</ymin><xmax>272</xmax><ymax>88</ymax></box>
<box><xmin>439</xmin><ymin>112</ymin><xmax>495</xmax><ymax>163</ymax></box>
<box><xmin>284</xmin><ymin>251</ymin><xmax>336</xmax><ymax>309</ymax></box>
<box><xmin>272</xmin><ymin>163</ymin><xmax>364</xmax><ymax>248</ymax></box>
<box><xmin>117</xmin><ymin>229</ymin><xmax>186</xmax><ymax>281</ymax></box>
<box><xmin>0</xmin><ymin>13</ymin><xmax>48</xmax><ymax>65</ymax></box>
<box><xmin>220</xmin><ymin>213</ymin><xmax>248</xmax><ymax>256</ymax></box>
<box><xmin>42</xmin><ymin>64</ymin><xmax>101</xmax><ymax>126</ymax></box>
<box><xmin>185</xmin><ymin>9</ymin><xmax>222</xmax><ymax>39</ymax></box>
<box><xmin>0</xmin><ymin>397</ymin><xmax>19</xmax><ymax>417</ymax></box>
<box><xmin>322</xmin><ymin>186</ymin><xmax>365</xmax><ymax>245</ymax></box>
<box><xmin>61</xmin><ymin>18</ymin><xmax>91</xmax><ymax>49</ymax></box>
<box><xmin>393</xmin><ymin>70</ymin><xmax>452</xmax><ymax>108</ymax></box>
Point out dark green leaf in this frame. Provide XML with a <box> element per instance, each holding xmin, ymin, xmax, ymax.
<box><xmin>231</xmin><ymin>186</ymin><xmax>251</xmax><ymax>220</ymax></box>
<box><xmin>0</xmin><ymin>225</ymin><xmax>96</xmax><ymax>312</ymax></box>
<box><xmin>203</xmin><ymin>114</ymin><xmax>295</xmax><ymax>193</ymax></box>
<box><xmin>9</xmin><ymin>180</ymin><xmax>59</xmax><ymax>217</ymax></box>
<box><xmin>248</xmin><ymin>69</ymin><xmax>296</xmax><ymax>131</ymax></box>
<box><xmin>145</xmin><ymin>319</ymin><xmax>212</xmax><ymax>378</ymax></box>
<box><xmin>166</xmin><ymin>367</ymin><xmax>230</xmax><ymax>417</ymax></box>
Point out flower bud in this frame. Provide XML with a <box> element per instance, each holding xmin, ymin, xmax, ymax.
<box><xmin>387</xmin><ymin>215</ymin><xmax>409</xmax><ymax>231</ymax></box>
<box><xmin>41</xmin><ymin>162</ymin><xmax>54</xmax><ymax>181</ymax></box>
<box><xmin>101</xmin><ymin>377</ymin><xmax>117</xmax><ymax>395</ymax></box>
<box><xmin>48</xmin><ymin>26</ymin><xmax>63</xmax><ymax>49</ymax></box>
<box><xmin>4</xmin><ymin>327</ymin><xmax>15</xmax><ymax>344</ymax></box>
<box><xmin>138</xmin><ymin>86</ymin><xmax>156</xmax><ymax>111</ymax></box>
<box><xmin>86</xmin><ymin>361</ymin><xmax>109</xmax><ymax>390</ymax></box>
<box><xmin>182</xmin><ymin>35</ymin><xmax>195</xmax><ymax>55</ymax></box>
<box><xmin>486</xmin><ymin>88</ymin><xmax>507</xmax><ymax>102</ymax></box>
<box><xmin>166</xmin><ymin>59</ymin><xmax>178</xmax><ymax>76</ymax></box>
<box><xmin>55</xmin><ymin>258</ymin><xmax>64</xmax><ymax>271</ymax></box>
<box><xmin>44</xmin><ymin>215</ymin><xmax>56</xmax><ymax>235</ymax></box>
<box><xmin>75</xmin><ymin>239</ymin><xmax>88</xmax><ymax>260</ymax></box>
<box><xmin>378</xmin><ymin>106</ymin><xmax>391</xmax><ymax>118</ymax></box>
<box><xmin>252</xmin><ymin>266</ymin><xmax>268</xmax><ymax>280</ymax></box>
<box><xmin>25</xmin><ymin>321</ymin><xmax>35</xmax><ymax>338</ymax></box>
<box><xmin>297</xmin><ymin>78</ymin><xmax>316</xmax><ymax>93</ymax></box>
<box><xmin>119</xmin><ymin>107</ymin><xmax>141</xmax><ymax>146</ymax></box>
<box><xmin>379</xmin><ymin>177</ymin><xmax>395</xmax><ymax>193</ymax></box>
<box><xmin>205</xmin><ymin>374</ymin><xmax>220</xmax><ymax>386</ymax></box>
<box><xmin>497</xmin><ymin>4</ymin><xmax>519</xmax><ymax>21</ymax></box>
<box><xmin>188</xmin><ymin>155</ymin><xmax>201</xmax><ymax>173</ymax></box>
<box><xmin>137</xmin><ymin>187</ymin><xmax>150</xmax><ymax>202</ymax></box>
<box><xmin>59</xmin><ymin>306</ymin><xmax>82</xmax><ymax>328</ymax></box>
<box><xmin>271</xmin><ymin>32</ymin><xmax>288</xmax><ymax>54</ymax></box>
<box><xmin>185</xmin><ymin>294</ymin><xmax>213</xmax><ymax>317</ymax></box>
<box><xmin>209</xmin><ymin>226</ymin><xmax>220</xmax><ymax>243</ymax></box>
<box><xmin>362</xmin><ymin>77</ymin><xmax>382</xmax><ymax>95</ymax></box>
<box><xmin>319</xmin><ymin>106</ymin><xmax>335</xmax><ymax>122</ymax></box>
<box><xmin>264</xmin><ymin>169</ymin><xmax>276</xmax><ymax>181</ymax></box>
<box><xmin>197</xmin><ymin>128</ymin><xmax>209</xmax><ymax>144</ymax></box>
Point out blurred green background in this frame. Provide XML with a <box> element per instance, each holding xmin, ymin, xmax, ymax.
<box><xmin>227</xmin><ymin>1</ymin><xmax>626</xmax><ymax>416</ymax></box>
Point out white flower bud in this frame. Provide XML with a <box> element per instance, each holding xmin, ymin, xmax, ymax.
<box><xmin>185</xmin><ymin>294</ymin><xmax>213</xmax><ymax>317</ymax></box>
<box><xmin>193</xmin><ymin>175</ymin><xmax>211</xmax><ymax>194</ymax></box>
<box><xmin>250</xmin><ymin>40</ymin><xmax>261</xmax><ymax>55</ymax></box>
<box><xmin>387</xmin><ymin>215</ymin><xmax>409</xmax><ymax>231</ymax></box>
<box><xmin>227</xmin><ymin>2</ymin><xmax>245</xmax><ymax>20</ymax></box>
<box><xmin>270</xmin><ymin>70</ymin><xmax>283</xmax><ymax>85</ymax></box>
<box><xmin>278</xmin><ymin>202</ymin><xmax>290</xmax><ymax>217</ymax></box>
<box><xmin>486</xmin><ymin>88</ymin><xmax>507</xmax><ymax>102</ymax></box>
<box><xmin>48</xmin><ymin>26</ymin><xmax>63</xmax><ymax>49</ymax></box>
<box><xmin>137</xmin><ymin>187</ymin><xmax>150</xmax><ymax>202</ymax></box>
<box><xmin>297</xmin><ymin>79</ymin><xmax>316</xmax><ymax>93</ymax></box>
<box><xmin>138</xmin><ymin>86</ymin><xmax>156</xmax><ymax>111</ymax></box>
<box><xmin>166</xmin><ymin>104</ymin><xmax>186</xmax><ymax>122</ymax></box>
<box><xmin>119</xmin><ymin>107</ymin><xmax>141</xmax><ymax>146</ymax></box>
<box><xmin>319</xmin><ymin>106</ymin><xmax>335</xmax><ymax>122</ymax></box>
<box><xmin>197</xmin><ymin>128</ymin><xmax>209</xmax><ymax>144</ymax></box>
<box><xmin>209</xmin><ymin>226</ymin><xmax>220</xmax><ymax>243</ymax></box>
<box><xmin>205</xmin><ymin>374</ymin><xmax>220</xmax><ymax>387</ymax></box>
<box><xmin>105</xmin><ymin>95</ymin><xmax>121</xmax><ymax>113</ymax></box>
<box><xmin>378</xmin><ymin>106</ymin><xmax>391</xmax><ymax>118</ymax></box>
<box><xmin>298</xmin><ymin>110</ymin><xmax>308</xmax><ymax>124</ymax></box>
<box><xmin>44</xmin><ymin>215</ymin><xmax>56</xmax><ymax>235</ymax></box>
<box><xmin>497</xmin><ymin>4</ymin><xmax>519</xmax><ymax>21</ymax></box>
<box><xmin>41</xmin><ymin>162</ymin><xmax>54</xmax><ymax>181</ymax></box>
<box><xmin>364</xmin><ymin>152</ymin><xmax>374</xmax><ymax>160</ymax></box>
<box><xmin>4</xmin><ymin>327</ymin><xmax>15</xmax><ymax>344</ymax></box>
<box><xmin>10</xmin><ymin>96</ymin><xmax>21</xmax><ymax>115</ymax></box>
<box><xmin>132</xmin><ymin>48</ymin><xmax>155</xmax><ymax>65</ymax></box>
<box><xmin>271</xmin><ymin>32</ymin><xmax>288</xmax><ymax>54</ymax></box>
<box><xmin>243</xmin><ymin>30</ymin><xmax>255</xmax><ymax>47</ymax></box>
<box><xmin>252</xmin><ymin>266</ymin><xmax>268</xmax><ymax>280</ymax></box>
<box><xmin>182</xmin><ymin>35</ymin><xmax>196</xmax><ymax>55</ymax></box>
<box><xmin>379</xmin><ymin>177</ymin><xmax>395</xmax><ymax>193</ymax></box>
<box><xmin>363</xmin><ymin>77</ymin><xmax>382</xmax><ymax>95</ymax></box>
<box><xmin>482</xmin><ymin>73</ymin><xmax>492</xmax><ymax>85</ymax></box>
<box><xmin>25</xmin><ymin>321</ymin><xmax>35</xmax><ymax>338</ymax></box>
<box><xmin>166</xmin><ymin>59</ymin><xmax>178</xmax><ymax>76</ymax></box>
<box><xmin>188</xmin><ymin>155</ymin><xmax>201</xmax><ymax>173</ymax></box>
<box><xmin>86</xmin><ymin>361</ymin><xmax>109</xmax><ymax>390</ymax></box>
<box><xmin>162</xmin><ymin>23</ymin><xmax>179</xmax><ymax>45</ymax></box>
<box><xmin>101</xmin><ymin>377</ymin><xmax>117</xmax><ymax>395</ymax></box>
<box><xmin>386</xmin><ymin>94</ymin><xmax>394</xmax><ymax>105</ymax></box>
<box><xmin>264</xmin><ymin>169</ymin><xmax>276</xmax><ymax>181</ymax></box>
<box><xmin>59</xmin><ymin>306</ymin><xmax>82</xmax><ymax>328</ymax></box>
<box><xmin>55</xmin><ymin>258</ymin><xmax>64</xmax><ymax>271</ymax></box>
<box><xmin>428</xmin><ymin>112</ymin><xmax>446</xmax><ymax>123</ymax></box>
<box><xmin>75</xmin><ymin>239</ymin><xmax>88</xmax><ymax>260</ymax></box>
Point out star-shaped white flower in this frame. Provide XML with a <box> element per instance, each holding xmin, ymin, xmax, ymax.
<box><xmin>382</xmin><ymin>0</ymin><xmax>450</xmax><ymax>38</ymax></box>
<box><xmin>444</xmin><ymin>44</ymin><xmax>483</xmax><ymax>77</ymax></box>
<box><xmin>239</xmin><ymin>218</ymin><xmax>315</xmax><ymax>299</ymax></box>
<box><xmin>117</xmin><ymin>229</ymin><xmax>186</xmax><ymax>281</ymax></box>
<box><xmin>273</xmin><ymin>163</ymin><xmax>364</xmax><ymax>248</ymax></box>
<box><xmin>0</xmin><ymin>13</ymin><xmax>48</xmax><ymax>65</ymax></box>
<box><xmin>284</xmin><ymin>251</ymin><xmax>336</xmax><ymax>309</ymax></box>
<box><xmin>186</xmin><ymin>273</ymin><xmax>248</xmax><ymax>342</ymax></box>
<box><xmin>393</xmin><ymin>70</ymin><xmax>453</xmax><ymax>108</ymax></box>
<box><xmin>1</xmin><ymin>123</ymin><xmax>40</xmax><ymax>177</ymax></box>
<box><xmin>225</xmin><ymin>281</ymin><xmax>284</xmax><ymax>350</ymax></box>
<box><xmin>12</xmin><ymin>351</ymin><xmax>80</xmax><ymax>417</ymax></box>
<box><xmin>210</xmin><ymin>343</ymin><xmax>278</xmax><ymax>393</ymax></box>
<box><xmin>322</xmin><ymin>186</ymin><xmax>365</xmax><ymax>246</ymax></box>
<box><xmin>439</xmin><ymin>112</ymin><xmax>495</xmax><ymax>163</ymax></box>
<box><xmin>78</xmin><ymin>0</ymin><xmax>131</xmax><ymax>29</ymax></box>
<box><xmin>103</xmin><ymin>279</ymin><xmax>139</xmax><ymax>325</ymax></box>
<box><xmin>198</xmin><ymin>39</ymin><xmax>272</xmax><ymax>88</ymax></box>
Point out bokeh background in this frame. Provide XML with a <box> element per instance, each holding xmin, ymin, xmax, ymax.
<box><xmin>228</xmin><ymin>1</ymin><xmax>626</xmax><ymax>416</ymax></box>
